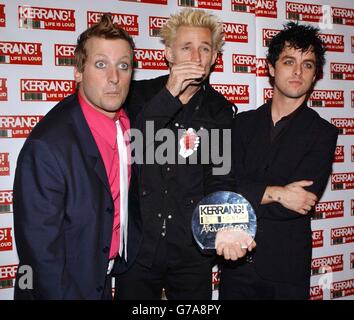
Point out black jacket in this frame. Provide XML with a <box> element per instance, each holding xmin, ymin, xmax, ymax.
<box><xmin>231</xmin><ymin>101</ymin><xmax>338</xmax><ymax>286</ymax></box>
<box><xmin>125</xmin><ymin>75</ymin><xmax>235</xmax><ymax>267</ymax></box>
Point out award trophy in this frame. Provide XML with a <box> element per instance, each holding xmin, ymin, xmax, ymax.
<box><xmin>191</xmin><ymin>191</ymin><xmax>257</xmax><ymax>250</ymax></box>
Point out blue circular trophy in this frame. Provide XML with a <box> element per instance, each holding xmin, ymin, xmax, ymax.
<box><xmin>192</xmin><ymin>191</ymin><xmax>257</xmax><ymax>250</ymax></box>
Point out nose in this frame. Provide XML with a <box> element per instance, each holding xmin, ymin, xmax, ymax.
<box><xmin>191</xmin><ymin>48</ymin><xmax>201</xmax><ymax>62</ymax></box>
<box><xmin>108</xmin><ymin>66</ymin><xmax>119</xmax><ymax>84</ymax></box>
<box><xmin>293</xmin><ymin>63</ymin><xmax>302</xmax><ymax>76</ymax></box>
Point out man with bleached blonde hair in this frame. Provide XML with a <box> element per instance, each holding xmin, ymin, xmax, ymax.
<box><xmin>115</xmin><ymin>9</ymin><xmax>250</xmax><ymax>300</ymax></box>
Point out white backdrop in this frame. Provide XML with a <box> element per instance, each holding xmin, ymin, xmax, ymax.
<box><xmin>0</xmin><ymin>0</ymin><xmax>353</xmax><ymax>300</ymax></box>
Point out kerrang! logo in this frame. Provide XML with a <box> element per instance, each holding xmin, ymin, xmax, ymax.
<box><xmin>330</xmin><ymin>63</ymin><xmax>354</xmax><ymax>81</ymax></box>
<box><xmin>256</xmin><ymin>58</ymin><xmax>268</xmax><ymax>77</ymax></box>
<box><xmin>0</xmin><ymin>190</ymin><xmax>13</xmax><ymax>214</ymax></box>
<box><xmin>311</xmin><ymin>254</ymin><xmax>343</xmax><ymax>276</ymax></box>
<box><xmin>332</xmin><ymin>7</ymin><xmax>354</xmax><ymax>26</ymax></box>
<box><xmin>0</xmin><ymin>4</ymin><xmax>5</xmax><ymax>27</ymax></box>
<box><xmin>331</xmin><ymin>172</ymin><xmax>354</xmax><ymax>191</ymax></box>
<box><xmin>0</xmin><ymin>153</ymin><xmax>10</xmax><ymax>176</ymax></box>
<box><xmin>134</xmin><ymin>49</ymin><xmax>167</xmax><ymax>70</ymax></box>
<box><xmin>286</xmin><ymin>1</ymin><xmax>323</xmax><ymax>22</ymax></box>
<box><xmin>87</xmin><ymin>11</ymin><xmax>139</xmax><ymax>35</ymax></box>
<box><xmin>263</xmin><ymin>88</ymin><xmax>273</xmax><ymax>103</ymax></box>
<box><xmin>212</xmin><ymin>271</ymin><xmax>220</xmax><ymax>290</ymax></box>
<box><xmin>120</xmin><ymin>0</ymin><xmax>167</xmax><ymax>4</ymax></box>
<box><xmin>309</xmin><ymin>90</ymin><xmax>344</xmax><ymax>108</ymax></box>
<box><xmin>18</xmin><ymin>5</ymin><xmax>75</xmax><ymax>31</ymax></box>
<box><xmin>0</xmin><ymin>265</ymin><xmax>18</xmax><ymax>283</ymax></box>
<box><xmin>213</xmin><ymin>54</ymin><xmax>223</xmax><ymax>73</ymax></box>
<box><xmin>331</xmin><ymin>118</ymin><xmax>354</xmax><ymax>135</ymax></box>
<box><xmin>333</xmin><ymin>146</ymin><xmax>344</xmax><ymax>163</ymax></box>
<box><xmin>319</xmin><ymin>34</ymin><xmax>344</xmax><ymax>52</ymax></box>
<box><xmin>262</xmin><ymin>28</ymin><xmax>280</xmax><ymax>47</ymax></box>
<box><xmin>314</xmin><ymin>200</ymin><xmax>344</xmax><ymax>220</ymax></box>
<box><xmin>232</xmin><ymin>54</ymin><xmax>256</xmax><ymax>74</ymax></box>
<box><xmin>312</xmin><ymin>230</ymin><xmax>323</xmax><ymax>248</ymax></box>
<box><xmin>20</xmin><ymin>79</ymin><xmax>76</xmax><ymax>102</ymax></box>
<box><xmin>331</xmin><ymin>226</ymin><xmax>354</xmax><ymax>245</ymax></box>
<box><xmin>0</xmin><ymin>78</ymin><xmax>7</xmax><ymax>101</ymax></box>
<box><xmin>149</xmin><ymin>16</ymin><xmax>168</xmax><ymax>37</ymax></box>
<box><xmin>231</xmin><ymin>0</ymin><xmax>277</xmax><ymax>18</ymax></box>
<box><xmin>223</xmin><ymin>22</ymin><xmax>248</xmax><ymax>43</ymax></box>
<box><xmin>0</xmin><ymin>116</ymin><xmax>43</xmax><ymax>138</ymax></box>
<box><xmin>0</xmin><ymin>41</ymin><xmax>42</xmax><ymax>65</ymax></box>
<box><xmin>212</xmin><ymin>84</ymin><xmax>249</xmax><ymax>104</ymax></box>
<box><xmin>178</xmin><ymin>0</ymin><xmax>222</xmax><ymax>10</ymax></box>
<box><xmin>310</xmin><ymin>286</ymin><xmax>323</xmax><ymax>300</ymax></box>
<box><xmin>331</xmin><ymin>279</ymin><xmax>354</xmax><ymax>299</ymax></box>
<box><xmin>55</xmin><ymin>44</ymin><xmax>76</xmax><ymax>67</ymax></box>
<box><xmin>0</xmin><ymin>227</ymin><xmax>13</xmax><ymax>252</ymax></box>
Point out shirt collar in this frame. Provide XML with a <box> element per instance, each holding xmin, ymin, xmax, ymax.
<box><xmin>78</xmin><ymin>91</ymin><xmax>117</xmax><ymax>149</ymax></box>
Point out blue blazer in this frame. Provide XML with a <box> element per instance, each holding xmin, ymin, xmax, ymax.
<box><xmin>13</xmin><ymin>93</ymin><xmax>141</xmax><ymax>299</ymax></box>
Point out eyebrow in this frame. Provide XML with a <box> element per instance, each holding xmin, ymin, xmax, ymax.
<box><xmin>280</xmin><ymin>55</ymin><xmax>315</xmax><ymax>64</ymax></box>
<box><xmin>181</xmin><ymin>41</ymin><xmax>212</xmax><ymax>47</ymax></box>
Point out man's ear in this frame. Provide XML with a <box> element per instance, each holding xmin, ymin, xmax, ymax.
<box><xmin>74</xmin><ymin>67</ymin><xmax>82</xmax><ymax>83</ymax></box>
<box><xmin>165</xmin><ymin>46</ymin><xmax>173</xmax><ymax>64</ymax></box>
<box><xmin>268</xmin><ymin>62</ymin><xmax>275</xmax><ymax>77</ymax></box>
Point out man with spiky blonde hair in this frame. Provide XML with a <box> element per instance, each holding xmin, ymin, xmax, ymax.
<box><xmin>116</xmin><ymin>9</ymin><xmax>247</xmax><ymax>300</ymax></box>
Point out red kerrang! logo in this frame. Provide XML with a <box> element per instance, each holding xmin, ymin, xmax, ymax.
<box><xmin>0</xmin><ymin>115</ymin><xmax>43</xmax><ymax>139</ymax></box>
<box><xmin>177</xmin><ymin>0</ymin><xmax>222</xmax><ymax>10</ymax></box>
<box><xmin>0</xmin><ymin>227</ymin><xmax>13</xmax><ymax>252</ymax></box>
<box><xmin>263</xmin><ymin>88</ymin><xmax>273</xmax><ymax>104</ymax></box>
<box><xmin>331</xmin><ymin>226</ymin><xmax>354</xmax><ymax>245</ymax></box>
<box><xmin>0</xmin><ymin>78</ymin><xmax>7</xmax><ymax>101</ymax></box>
<box><xmin>149</xmin><ymin>16</ymin><xmax>168</xmax><ymax>37</ymax></box>
<box><xmin>0</xmin><ymin>4</ymin><xmax>5</xmax><ymax>27</ymax></box>
<box><xmin>319</xmin><ymin>34</ymin><xmax>344</xmax><ymax>52</ymax></box>
<box><xmin>312</xmin><ymin>230</ymin><xmax>323</xmax><ymax>248</ymax></box>
<box><xmin>310</xmin><ymin>286</ymin><xmax>323</xmax><ymax>300</ymax></box>
<box><xmin>134</xmin><ymin>48</ymin><xmax>167</xmax><ymax>70</ymax></box>
<box><xmin>18</xmin><ymin>5</ymin><xmax>75</xmax><ymax>31</ymax></box>
<box><xmin>231</xmin><ymin>0</ymin><xmax>277</xmax><ymax>18</ymax></box>
<box><xmin>120</xmin><ymin>0</ymin><xmax>167</xmax><ymax>4</ymax></box>
<box><xmin>331</xmin><ymin>118</ymin><xmax>354</xmax><ymax>135</ymax></box>
<box><xmin>0</xmin><ymin>190</ymin><xmax>13</xmax><ymax>214</ymax></box>
<box><xmin>233</xmin><ymin>54</ymin><xmax>256</xmax><ymax>74</ymax></box>
<box><xmin>313</xmin><ymin>200</ymin><xmax>344</xmax><ymax>220</ymax></box>
<box><xmin>333</xmin><ymin>146</ymin><xmax>344</xmax><ymax>163</ymax></box>
<box><xmin>332</xmin><ymin>7</ymin><xmax>354</xmax><ymax>26</ymax></box>
<box><xmin>213</xmin><ymin>54</ymin><xmax>224</xmax><ymax>73</ymax></box>
<box><xmin>212</xmin><ymin>271</ymin><xmax>220</xmax><ymax>291</ymax></box>
<box><xmin>0</xmin><ymin>153</ymin><xmax>10</xmax><ymax>176</ymax></box>
<box><xmin>286</xmin><ymin>1</ymin><xmax>323</xmax><ymax>22</ymax></box>
<box><xmin>55</xmin><ymin>44</ymin><xmax>76</xmax><ymax>67</ymax></box>
<box><xmin>87</xmin><ymin>11</ymin><xmax>139</xmax><ymax>36</ymax></box>
<box><xmin>309</xmin><ymin>90</ymin><xmax>344</xmax><ymax>108</ymax></box>
<box><xmin>256</xmin><ymin>58</ymin><xmax>268</xmax><ymax>77</ymax></box>
<box><xmin>211</xmin><ymin>84</ymin><xmax>249</xmax><ymax>104</ymax></box>
<box><xmin>262</xmin><ymin>28</ymin><xmax>280</xmax><ymax>47</ymax></box>
<box><xmin>0</xmin><ymin>41</ymin><xmax>42</xmax><ymax>65</ymax></box>
<box><xmin>223</xmin><ymin>22</ymin><xmax>248</xmax><ymax>43</ymax></box>
<box><xmin>0</xmin><ymin>264</ymin><xmax>18</xmax><ymax>289</ymax></box>
<box><xmin>311</xmin><ymin>254</ymin><xmax>343</xmax><ymax>276</ymax></box>
<box><xmin>20</xmin><ymin>79</ymin><xmax>76</xmax><ymax>102</ymax></box>
<box><xmin>331</xmin><ymin>63</ymin><xmax>354</xmax><ymax>81</ymax></box>
<box><xmin>331</xmin><ymin>172</ymin><xmax>354</xmax><ymax>190</ymax></box>
<box><xmin>331</xmin><ymin>279</ymin><xmax>354</xmax><ymax>299</ymax></box>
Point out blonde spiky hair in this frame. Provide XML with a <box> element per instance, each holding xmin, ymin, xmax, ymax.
<box><xmin>160</xmin><ymin>8</ymin><xmax>224</xmax><ymax>53</ymax></box>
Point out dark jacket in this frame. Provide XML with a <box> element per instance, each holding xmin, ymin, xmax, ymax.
<box><xmin>13</xmin><ymin>93</ymin><xmax>141</xmax><ymax>299</ymax></box>
<box><xmin>125</xmin><ymin>75</ymin><xmax>235</xmax><ymax>267</ymax></box>
<box><xmin>231</xmin><ymin>101</ymin><xmax>338</xmax><ymax>286</ymax></box>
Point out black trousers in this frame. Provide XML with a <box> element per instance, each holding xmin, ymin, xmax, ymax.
<box><xmin>219</xmin><ymin>258</ymin><xmax>309</xmax><ymax>300</ymax></box>
<box><xmin>115</xmin><ymin>237</ymin><xmax>214</xmax><ymax>300</ymax></box>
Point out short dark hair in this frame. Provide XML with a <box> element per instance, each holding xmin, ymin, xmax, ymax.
<box><xmin>75</xmin><ymin>14</ymin><xmax>135</xmax><ymax>72</ymax></box>
<box><xmin>266</xmin><ymin>22</ymin><xmax>326</xmax><ymax>80</ymax></box>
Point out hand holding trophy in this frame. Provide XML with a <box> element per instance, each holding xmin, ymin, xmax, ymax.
<box><xmin>192</xmin><ymin>191</ymin><xmax>257</xmax><ymax>260</ymax></box>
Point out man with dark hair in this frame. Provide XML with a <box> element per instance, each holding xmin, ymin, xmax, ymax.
<box><xmin>219</xmin><ymin>22</ymin><xmax>338</xmax><ymax>300</ymax></box>
<box><xmin>13</xmin><ymin>15</ymin><xmax>139</xmax><ymax>299</ymax></box>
